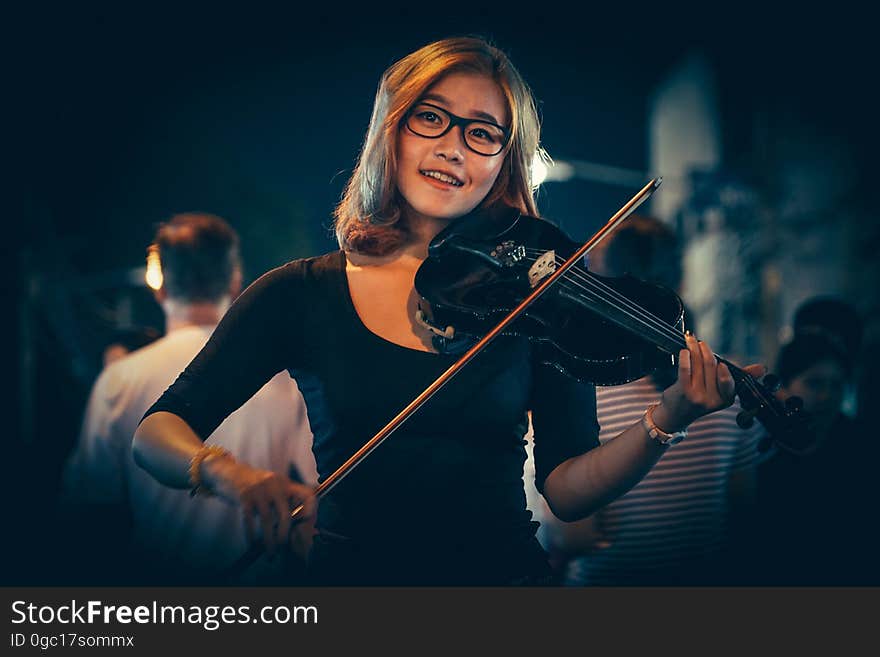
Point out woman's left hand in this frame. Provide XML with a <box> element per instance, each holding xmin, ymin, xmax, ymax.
<box><xmin>653</xmin><ymin>333</ymin><xmax>766</xmax><ymax>433</ymax></box>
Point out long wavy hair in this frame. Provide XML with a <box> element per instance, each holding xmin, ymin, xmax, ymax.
<box><xmin>333</xmin><ymin>36</ymin><xmax>544</xmax><ymax>256</ymax></box>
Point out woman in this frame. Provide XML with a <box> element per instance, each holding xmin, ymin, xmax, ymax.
<box><xmin>132</xmin><ymin>36</ymin><xmax>761</xmax><ymax>585</ymax></box>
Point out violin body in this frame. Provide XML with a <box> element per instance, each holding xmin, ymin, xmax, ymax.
<box><xmin>415</xmin><ymin>207</ymin><xmax>685</xmax><ymax>385</ymax></box>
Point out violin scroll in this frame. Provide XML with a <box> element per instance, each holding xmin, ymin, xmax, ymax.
<box><xmin>725</xmin><ymin>362</ymin><xmax>814</xmax><ymax>454</ymax></box>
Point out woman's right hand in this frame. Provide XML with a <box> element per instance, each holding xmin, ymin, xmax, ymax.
<box><xmin>202</xmin><ymin>456</ymin><xmax>316</xmax><ymax>556</ymax></box>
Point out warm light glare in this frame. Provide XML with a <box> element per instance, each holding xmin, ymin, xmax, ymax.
<box><xmin>531</xmin><ymin>153</ymin><xmax>548</xmax><ymax>187</ymax></box>
<box><xmin>145</xmin><ymin>246</ymin><xmax>163</xmax><ymax>290</ymax></box>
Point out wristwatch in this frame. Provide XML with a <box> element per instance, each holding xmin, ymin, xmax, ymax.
<box><xmin>642</xmin><ymin>403</ymin><xmax>688</xmax><ymax>446</ymax></box>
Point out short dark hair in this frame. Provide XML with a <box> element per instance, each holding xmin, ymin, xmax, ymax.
<box><xmin>597</xmin><ymin>214</ymin><xmax>682</xmax><ymax>291</ymax></box>
<box><xmin>792</xmin><ymin>296</ymin><xmax>863</xmax><ymax>364</ymax></box>
<box><xmin>152</xmin><ymin>213</ymin><xmax>241</xmax><ymax>303</ymax></box>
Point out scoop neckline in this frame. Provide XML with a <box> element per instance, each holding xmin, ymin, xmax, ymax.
<box><xmin>334</xmin><ymin>250</ymin><xmax>449</xmax><ymax>358</ymax></box>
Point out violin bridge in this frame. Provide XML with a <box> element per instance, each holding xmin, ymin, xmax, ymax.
<box><xmin>527</xmin><ymin>250</ymin><xmax>556</xmax><ymax>288</ymax></box>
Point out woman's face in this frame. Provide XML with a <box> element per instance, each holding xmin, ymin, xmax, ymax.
<box><xmin>395</xmin><ymin>72</ymin><xmax>509</xmax><ymax>228</ymax></box>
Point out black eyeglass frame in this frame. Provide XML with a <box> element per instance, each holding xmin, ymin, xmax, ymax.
<box><xmin>404</xmin><ymin>102</ymin><xmax>511</xmax><ymax>157</ymax></box>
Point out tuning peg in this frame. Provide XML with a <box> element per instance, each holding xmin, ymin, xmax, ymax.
<box><xmin>736</xmin><ymin>408</ymin><xmax>757</xmax><ymax>429</ymax></box>
<box><xmin>762</xmin><ymin>373</ymin><xmax>781</xmax><ymax>392</ymax></box>
<box><xmin>785</xmin><ymin>396</ymin><xmax>804</xmax><ymax>412</ymax></box>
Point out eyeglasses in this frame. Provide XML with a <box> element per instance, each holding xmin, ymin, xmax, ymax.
<box><xmin>404</xmin><ymin>102</ymin><xmax>510</xmax><ymax>156</ymax></box>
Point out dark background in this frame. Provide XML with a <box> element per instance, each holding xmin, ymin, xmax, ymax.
<box><xmin>8</xmin><ymin>5</ymin><xmax>877</xmax><ymax>584</ymax></box>
<box><xmin>21</xmin><ymin>7</ymin><xmax>874</xmax><ymax>277</ymax></box>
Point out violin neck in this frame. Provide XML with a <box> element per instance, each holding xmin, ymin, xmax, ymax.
<box><xmin>664</xmin><ymin>336</ymin><xmax>747</xmax><ymax>380</ymax></box>
<box><xmin>716</xmin><ymin>355</ymin><xmax>749</xmax><ymax>380</ymax></box>
<box><xmin>652</xmin><ymin>331</ymin><xmax>747</xmax><ymax>381</ymax></box>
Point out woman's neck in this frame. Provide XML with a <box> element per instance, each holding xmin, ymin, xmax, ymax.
<box><xmin>402</xmin><ymin>207</ymin><xmax>454</xmax><ymax>257</ymax></box>
<box><xmin>346</xmin><ymin>245</ymin><xmax>424</xmax><ymax>270</ymax></box>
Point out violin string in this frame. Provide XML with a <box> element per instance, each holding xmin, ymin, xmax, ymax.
<box><xmin>526</xmin><ymin>248</ymin><xmax>763</xmax><ymax>394</ymax></box>
<box><xmin>522</xmin><ymin>248</ymin><xmax>686</xmax><ymax>347</ymax></box>
<box><xmin>521</xmin><ymin>249</ymin><xmax>688</xmax><ymax>350</ymax></box>
<box><xmin>520</xmin><ymin>249</ymin><xmax>771</xmax><ymax>407</ymax></box>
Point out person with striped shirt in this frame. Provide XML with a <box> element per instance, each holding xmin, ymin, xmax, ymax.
<box><xmin>546</xmin><ymin>378</ymin><xmax>763</xmax><ymax>585</ymax></box>
<box><xmin>535</xmin><ymin>214</ymin><xmax>763</xmax><ymax>585</ymax></box>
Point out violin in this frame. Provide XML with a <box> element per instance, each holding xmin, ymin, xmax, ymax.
<box><xmin>414</xmin><ymin>181</ymin><xmax>812</xmax><ymax>455</ymax></box>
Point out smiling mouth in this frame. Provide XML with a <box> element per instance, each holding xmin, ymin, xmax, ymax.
<box><xmin>420</xmin><ymin>170</ymin><xmax>464</xmax><ymax>187</ymax></box>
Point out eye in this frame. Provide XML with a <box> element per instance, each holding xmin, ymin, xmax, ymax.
<box><xmin>468</xmin><ymin>124</ymin><xmax>503</xmax><ymax>144</ymax></box>
<box><xmin>408</xmin><ymin>107</ymin><xmax>448</xmax><ymax>134</ymax></box>
<box><xmin>417</xmin><ymin>110</ymin><xmax>441</xmax><ymax>123</ymax></box>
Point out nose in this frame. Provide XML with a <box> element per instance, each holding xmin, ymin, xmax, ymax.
<box><xmin>433</xmin><ymin>126</ymin><xmax>466</xmax><ymax>162</ymax></box>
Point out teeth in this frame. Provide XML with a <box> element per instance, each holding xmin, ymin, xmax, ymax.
<box><xmin>421</xmin><ymin>170</ymin><xmax>463</xmax><ymax>186</ymax></box>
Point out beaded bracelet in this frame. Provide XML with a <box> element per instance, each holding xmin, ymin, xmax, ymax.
<box><xmin>187</xmin><ymin>444</ymin><xmax>233</xmax><ymax>497</ymax></box>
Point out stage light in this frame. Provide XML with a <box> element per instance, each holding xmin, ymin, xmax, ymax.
<box><xmin>145</xmin><ymin>245</ymin><xmax>163</xmax><ymax>290</ymax></box>
<box><xmin>531</xmin><ymin>153</ymin><xmax>576</xmax><ymax>185</ymax></box>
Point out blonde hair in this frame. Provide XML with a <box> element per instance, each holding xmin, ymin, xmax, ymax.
<box><xmin>334</xmin><ymin>36</ymin><xmax>544</xmax><ymax>256</ymax></box>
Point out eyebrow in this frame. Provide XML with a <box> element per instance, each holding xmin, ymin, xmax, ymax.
<box><xmin>420</xmin><ymin>93</ymin><xmax>506</xmax><ymax>126</ymax></box>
